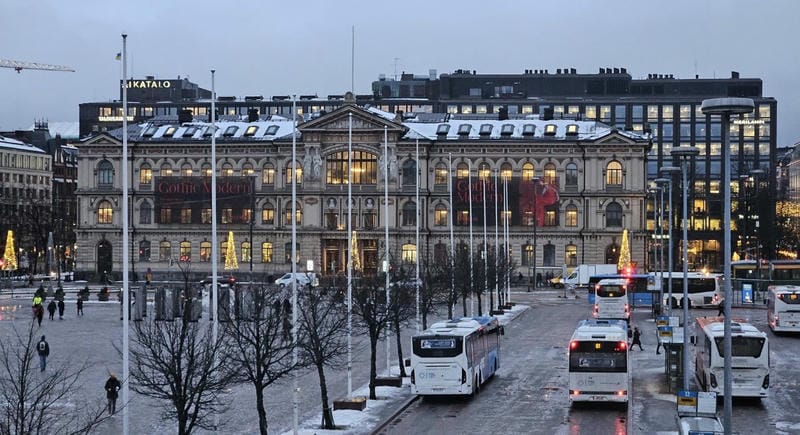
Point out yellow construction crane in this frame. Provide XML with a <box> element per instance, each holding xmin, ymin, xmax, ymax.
<box><xmin>0</xmin><ymin>59</ymin><xmax>74</xmax><ymax>73</ymax></box>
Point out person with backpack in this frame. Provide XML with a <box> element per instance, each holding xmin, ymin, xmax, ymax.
<box><xmin>47</xmin><ymin>300</ymin><xmax>57</xmax><ymax>320</ymax></box>
<box><xmin>631</xmin><ymin>326</ymin><xmax>644</xmax><ymax>351</ymax></box>
<box><xmin>104</xmin><ymin>373</ymin><xmax>122</xmax><ymax>415</ymax></box>
<box><xmin>37</xmin><ymin>335</ymin><xmax>50</xmax><ymax>372</ymax></box>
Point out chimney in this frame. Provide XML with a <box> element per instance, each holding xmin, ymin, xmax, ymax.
<box><xmin>498</xmin><ymin>106</ymin><xmax>509</xmax><ymax>121</ymax></box>
<box><xmin>557</xmin><ymin>68</ymin><xmax>562</xmax><ymax>74</ymax></box>
<box><xmin>543</xmin><ymin>107</ymin><xmax>554</xmax><ymax>121</ymax></box>
<box><xmin>620</xmin><ymin>68</ymin><xmax>627</xmax><ymax>74</ymax></box>
<box><xmin>247</xmin><ymin>108</ymin><xmax>259</xmax><ymax>122</ymax></box>
<box><xmin>394</xmin><ymin>110</ymin><xmax>404</xmax><ymax>123</ymax></box>
<box><xmin>178</xmin><ymin>109</ymin><xmax>193</xmax><ymax>124</ymax></box>
<box><xmin>731</xmin><ymin>71</ymin><xmax>740</xmax><ymax>79</ymax></box>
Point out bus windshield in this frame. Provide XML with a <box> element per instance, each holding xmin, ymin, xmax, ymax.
<box><xmin>413</xmin><ymin>336</ymin><xmax>463</xmax><ymax>358</ymax></box>
<box><xmin>778</xmin><ymin>293</ymin><xmax>800</xmax><ymax>305</ymax></box>
<box><xmin>597</xmin><ymin>285</ymin><xmax>626</xmax><ymax>297</ymax></box>
<box><xmin>569</xmin><ymin>341</ymin><xmax>627</xmax><ymax>373</ymax></box>
<box><xmin>713</xmin><ymin>336</ymin><xmax>766</xmax><ymax>358</ymax></box>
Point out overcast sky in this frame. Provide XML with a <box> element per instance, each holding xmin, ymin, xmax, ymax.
<box><xmin>2</xmin><ymin>0</ymin><xmax>798</xmax><ymax>146</ymax></box>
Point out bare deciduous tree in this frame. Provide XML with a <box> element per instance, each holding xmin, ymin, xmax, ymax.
<box><xmin>350</xmin><ymin>274</ymin><xmax>391</xmax><ymax>400</ymax></box>
<box><xmin>127</xmin><ymin>317</ymin><xmax>237</xmax><ymax>435</ymax></box>
<box><xmin>296</xmin><ymin>286</ymin><xmax>348</xmax><ymax>430</ymax></box>
<box><xmin>0</xmin><ymin>321</ymin><xmax>108</xmax><ymax>435</ymax></box>
<box><xmin>222</xmin><ymin>284</ymin><xmax>297</xmax><ymax>435</ymax></box>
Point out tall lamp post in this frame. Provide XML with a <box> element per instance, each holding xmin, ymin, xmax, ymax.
<box><xmin>701</xmin><ymin>97</ymin><xmax>754</xmax><ymax>435</ymax></box>
<box><xmin>531</xmin><ymin>177</ymin><xmax>540</xmax><ymax>290</ymax></box>
<box><xmin>660</xmin><ymin>166</ymin><xmax>681</xmax><ymax>317</ymax></box>
<box><xmin>749</xmin><ymin>168</ymin><xmax>765</xmax><ymax>272</ymax></box>
<box><xmin>670</xmin><ymin>145</ymin><xmax>699</xmax><ymax>394</ymax></box>
<box><xmin>653</xmin><ymin>181</ymin><xmax>669</xmax><ymax>314</ymax></box>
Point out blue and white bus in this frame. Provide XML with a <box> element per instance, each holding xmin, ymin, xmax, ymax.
<box><xmin>593</xmin><ymin>279</ymin><xmax>630</xmax><ymax>322</ymax></box>
<box><xmin>410</xmin><ymin>316</ymin><xmax>502</xmax><ymax>396</ymax></box>
<box><xmin>568</xmin><ymin>319</ymin><xmax>630</xmax><ymax>405</ymax></box>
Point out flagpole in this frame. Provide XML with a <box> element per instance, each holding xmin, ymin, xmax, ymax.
<box><xmin>121</xmin><ymin>33</ymin><xmax>130</xmax><ymax>435</ymax></box>
<box><xmin>482</xmin><ymin>168</ymin><xmax>488</xmax><ymax>316</ymax></box>
<box><xmin>291</xmin><ymin>95</ymin><xmax>299</xmax><ymax>434</ymax></box>
<box><xmin>209</xmin><ymin>69</ymin><xmax>220</xmax><ymax>431</ymax></box>
<box><xmin>346</xmin><ymin>112</ymin><xmax>353</xmax><ymax>397</ymax></box>
<box><xmin>468</xmin><ymin>160</ymin><xmax>474</xmax><ymax>317</ymax></box>
<box><xmin>415</xmin><ymin>139</ymin><xmax>420</xmax><ymax>333</ymax></box>
<box><xmin>494</xmin><ymin>170</ymin><xmax>499</xmax><ymax>309</ymax></box>
<box><xmin>384</xmin><ymin>126</ymin><xmax>390</xmax><ymax>373</ymax></box>
<box><xmin>504</xmin><ymin>176</ymin><xmax>510</xmax><ymax>304</ymax></box>
<box><xmin>448</xmin><ymin>154</ymin><xmax>455</xmax><ymax>317</ymax></box>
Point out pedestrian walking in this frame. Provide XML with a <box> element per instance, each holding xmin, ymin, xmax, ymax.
<box><xmin>104</xmin><ymin>373</ymin><xmax>121</xmax><ymax>415</ymax></box>
<box><xmin>57</xmin><ymin>299</ymin><xmax>65</xmax><ymax>319</ymax></box>
<box><xmin>36</xmin><ymin>335</ymin><xmax>49</xmax><ymax>371</ymax></box>
<box><xmin>47</xmin><ymin>300</ymin><xmax>57</xmax><ymax>320</ymax></box>
<box><xmin>35</xmin><ymin>305</ymin><xmax>44</xmax><ymax>326</ymax></box>
<box><xmin>77</xmin><ymin>298</ymin><xmax>84</xmax><ymax>316</ymax></box>
<box><xmin>718</xmin><ymin>299</ymin><xmax>725</xmax><ymax>317</ymax></box>
<box><xmin>631</xmin><ymin>326</ymin><xmax>644</xmax><ymax>351</ymax></box>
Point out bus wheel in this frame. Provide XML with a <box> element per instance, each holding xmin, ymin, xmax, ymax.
<box><xmin>475</xmin><ymin>375</ymin><xmax>481</xmax><ymax>394</ymax></box>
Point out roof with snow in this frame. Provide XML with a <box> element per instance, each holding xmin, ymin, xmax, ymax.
<box><xmin>0</xmin><ymin>135</ymin><xmax>47</xmax><ymax>154</ymax></box>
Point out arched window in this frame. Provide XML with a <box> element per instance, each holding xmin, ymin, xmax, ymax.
<box><xmin>261</xmin><ymin>242</ymin><xmax>273</xmax><ymax>263</ymax></box>
<box><xmin>262</xmin><ymin>203</ymin><xmax>275</xmax><ymax>225</ymax></box>
<box><xmin>242</xmin><ymin>163</ymin><xmax>254</xmax><ymax>176</ymax></box>
<box><xmin>606</xmin><ymin>202</ymin><xmax>623</xmax><ymax>227</ymax></box>
<box><xmin>200</xmin><ymin>241</ymin><xmax>211</xmax><ymax>262</ymax></box>
<box><xmin>262</xmin><ymin>163</ymin><xmax>275</xmax><ymax>186</ymax></box>
<box><xmin>606</xmin><ymin>161</ymin><xmax>623</xmax><ymax>187</ymax></box>
<box><xmin>284</xmin><ymin>242</ymin><xmax>300</xmax><ymax>264</ymax></box>
<box><xmin>179</xmin><ymin>241</ymin><xmax>191</xmax><ymax>261</ymax></box>
<box><xmin>565</xmin><ymin>204</ymin><xmax>578</xmax><ymax>227</ymax></box>
<box><xmin>456</xmin><ymin>163</ymin><xmax>469</xmax><ymax>179</ymax></box>
<box><xmin>160</xmin><ymin>163</ymin><xmax>173</xmax><ymax>177</ymax></box>
<box><xmin>565</xmin><ymin>244</ymin><xmax>578</xmax><ymax>266</ymax></box>
<box><xmin>97</xmin><ymin>160</ymin><xmax>113</xmax><ymax>187</ymax></box>
<box><xmin>325</xmin><ymin>151</ymin><xmax>377</xmax><ymax>185</ymax></box>
<box><xmin>139</xmin><ymin>163</ymin><xmax>152</xmax><ymax>186</ymax></box>
<box><xmin>543</xmin><ymin>243</ymin><xmax>555</xmax><ymax>266</ymax></box>
<box><xmin>543</xmin><ymin>163</ymin><xmax>556</xmax><ymax>185</ymax></box>
<box><xmin>221</xmin><ymin>162</ymin><xmax>234</xmax><ymax>177</ymax></box>
<box><xmin>478</xmin><ymin>162</ymin><xmax>490</xmax><ymax>181</ymax></box>
<box><xmin>139</xmin><ymin>201</ymin><xmax>152</xmax><ymax>224</ymax></box>
<box><xmin>201</xmin><ymin>163</ymin><xmax>212</xmax><ymax>178</ymax></box>
<box><xmin>500</xmin><ymin>163</ymin><xmax>512</xmax><ymax>181</ymax></box>
<box><xmin>286</xmin><ymin>162</ymin><xmax>302</xmax><ymax>185</ymax></box>
<box><xmin>402</xmin><ymin>159</ymin><xmax>417</xmax><ymax>186</ymax></box>
<box><xmin>159</xmin><ymin>241</ymin><xmax>171</xmax><ymax>262</ymax></box>
<box><xmin>565</xmin><ymin>163</ymin><xmax>578</xmax><ymax>187</ymax></box>
<box><xmin>402</xmin><ymin>243</ymin><xmax>417</xmax><ymax>264</ymax></box>
<box><xmin>434</xmin><ymin>204</ymin><xmax>448</xmax><ymax>226</ymax></box>
<box><xmin>181</xmin><ymin>163</ymin><xmax>193</xmax><ymax>177</ymax></box>
<box><xmin>241</xmin><ymin>241</ymin><xmax>251</xmax><ymax>262</ymax></box>
<box><xmin>521</xmin><ymin>243</ymin><xmax>533</xmax><ymax>266</ymax></box>
<box><xmin>434</xmin><ymin>163</ymin><xmax>448</xmax><ymax>186</ymax></box>
<box><xmin>402</xmin><ymin>201</ymin><xmax>417</xmax><ymax>226</ymax></box>
<box><xmin>139</xmin><ymin>240</ymin><xmax>151</xmax><ymax>262</ymax></box>
<box><xmin>522</xmin><ymin>162</ymin><xmax>535</xmax><ymax>182</ymax></box>
<box><xmin>97</xmin><ymin>200</ymin><xmax>113</xmax><ymax>224</ymax></box>
<box><xmin>284</xmin><ymin>202</ymin><xmax>302</xmax><ymax>225</ymax></box>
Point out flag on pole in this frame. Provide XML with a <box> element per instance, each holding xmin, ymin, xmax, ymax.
<box><xmin>115</xmin><ymin>52</ymin><xmax>121</xmax><ymax>61</ymax></box>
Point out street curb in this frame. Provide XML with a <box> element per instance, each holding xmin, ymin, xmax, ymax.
<box><xmin>369</xmin><ymin>395</ymin><xmax>419</xmax><ymax>435</ymax></box>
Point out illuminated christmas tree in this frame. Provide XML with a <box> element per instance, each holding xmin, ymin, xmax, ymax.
<box><xmin>617</xmin><ymin>228</ymin><xmax>631</xmax><ymax>273</ymax></box>
<box><xmin>224</xmin><ymin>231</ymin><xmax>239</xmax><ymax>270</ymax></box>
<box><xmin>350</xmin><ymin>230</ymin><xmax>362</xmax><ymax>272</ymax></box>
<box><xmin>3</xmin><ymin>230</ymin><xmax>17</xmax><ymax>271</ymax></box>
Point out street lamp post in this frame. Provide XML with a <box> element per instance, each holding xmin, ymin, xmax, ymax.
<box><xmin>660</xmin><ymin>166</ymin><xmax>681</xmax><ymax>317</ymax></box>
<box><xmin>531</xmin><ymin>177</ymin><xmax>540</xmax><ymax>290</ymax></box>
<box><xmin>670</xmin><ymin>145</ymin><xmax>699</xmax><ymax>394</ymax></box>
<box><xmin>654</xmin><ymin>180</ymin><xmax>670</xmax><ymax>314</ymax></box>
<box><xmin>749</xmin><ymin>168</ymin><xmax>765</xmax><ymax>272</ymax></box>
<box><xmin>701</xmin><ymin>97</ymin><xmax>755</xmax><ymax>435</ymax></box>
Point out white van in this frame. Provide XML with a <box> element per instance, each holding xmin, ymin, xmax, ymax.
<box><xmin>275</xmin><ymin>272</ymin><xmax>318</xmax><ymax>288</ymax></box>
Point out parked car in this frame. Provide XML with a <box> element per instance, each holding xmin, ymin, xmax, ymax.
<box><xmin>274</xmin><ymin>272</ymin><xmax>318</xmax><ymax>288</ymax></box>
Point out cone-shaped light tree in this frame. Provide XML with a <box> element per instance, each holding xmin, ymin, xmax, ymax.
<box><xmin>350</xmin><ymin>230</ymin><xmax>362</xmax><ymax>272</ymax></box>
<box><xmin>617</xmin><ymin>228</ymin><xmax>632</xmax><ymax>273</ymax></box>
<box><xmin>224</xmin><ymin>231</ymin><xmax>239</xmax><ymax>271</ymax></box>
<box><xmin>3</xmin><ymin>230</ymin><xmax>17</xmax><ymax>271</ymax></box>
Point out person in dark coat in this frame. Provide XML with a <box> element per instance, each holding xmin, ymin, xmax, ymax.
<box><xmin>57</xmin><ymin>299</ymin><xmax>65</xmax><ymax>319</ymax></box>
<box><xmin>77</xmin><ymin>298</ymin><xmax>84</xmax><ymax>316</ymax></box>
<box><xmin>631</xmin><ymin>326</ymin><xmax>644</xmax><ymax>351</ymax></box>
<box><xmin>718</xmin><ymin>299</ymin><xmax>726</xmax><ymax>317</ymax></box>
<box><xmin>104</xmin><ymin>373</ymin><xmax>122</xmax><ymax>415</ymax></box>
<box><xmin>35</xmin><ymin>305</ymin><xmax>44</xmax><ymax>326</ymax></box>
<box><xmin>47</xmin><ymin>300</ymin><xmax>57</xmax><ymax>320</ymax></box>
<box><xmin>37</xmin><ymin>335</ymin><xmax>50</xmax><ymax>371</ymax></box>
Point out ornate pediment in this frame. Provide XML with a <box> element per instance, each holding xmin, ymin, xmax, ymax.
<box><xmin>80</xmin><ymin>133</ymin><xmax>121</xmax><ymax>147</ymax></box>
<box><xmin>299</xmin><ymin>105</ymin><xmax>406</xmax><ymax>134</ymax></box>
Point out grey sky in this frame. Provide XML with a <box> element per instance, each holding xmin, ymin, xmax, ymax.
<box><xmin>2</xmin><ymin>0</ymin><xmax>798</xmax><ymax>146</ymax></box>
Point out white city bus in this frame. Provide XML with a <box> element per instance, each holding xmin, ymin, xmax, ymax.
<box><xmin>568</xmin><ymin>319</ymin><xmax>630</xmax><ymax>405</ymax></box>
<box><xmin>662</xmin><ymin>272</ymin><xmax>722</xmax><ymax>308</ymax></box>
<box><xmin>593</xmin><ymin>279</ymin><xmax>630</xmax><ymax>322</ymax></box>
<box><xmin>410</xmin><ymin>316</ymin><xmax>502</xmax><ymax>396</ymax></box>
<box><xmin>767</xmin><ymin>285</ymin><xmax>800</xmax><ymax>333</ymax></box>
<box><xmin>693</xmin><ymin>317</ymin><xmax>769</xmax><ymax>398</ymax></box>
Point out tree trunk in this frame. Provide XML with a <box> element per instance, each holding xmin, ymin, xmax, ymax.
<box><xmin>255</xmin><ymin>384</ymin><xmax>269</xmax><ymax>435</ymax></box>
<box><xmin>477</xmin><ymin>289</ymin><xmax>483</xmax><ymax>316</ymax></box>
<box><xmin>394</xmin><ymin>317</ymin><xmax>406</xmax><ymax>377</ymax></box>
<box><xmin>461</xmin><ymin>292</ymin><xmax>467</xmax><ymax>317</ymax></box>
<box><xmin>369</xmin><ymin>331</ymin><xmax>378</xmax><ymax>400</ymax></box>
<box><xmin>317</xmin><ymin>363</ymin><xmax>335</xmax><ymax>429</ymax></box>
<box><xmin>447</xmin><ymin>293</ymin><xmax>453</xmax><ymax>319</ymax></box>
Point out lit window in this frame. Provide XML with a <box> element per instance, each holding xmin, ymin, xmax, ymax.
<box><xmin>200</xmin><ymin>241</ymin><xmax>211</xmax><ymax>262</ymax></box>
<box><xmin>402</xmin><ymin>243</ymin><xmax>417</xmax><ymax>264</ymax></box>
<box><xmin>201</xmin><ymin>164</ymin><xmax>212</xmax><ymax>177</ymax></box>
<box><xmin>325</xmin><ymin>151</ymin><xmax>376</xmax><ymax>185</ymax></box>
<box><xmin>241</xmin><ymin>241</ymin><xmax>251</xmax><ymax>262</ymax></box>
<box><xmin>139</xmin><ymin>164</ymin><xmax>152</xmax><ymax>185</ymax></box>
<box><xmin>160</xmin><ymin>164</ymin><xmax>173</xmax><ymax>177</ymax></box>
<box><xmin>221</xmin><ymin>163</ymin><xmax>234</xmax><ymax>177</ymax></box>
<box><xmin>261</xmin><ymin>242</ymin><xmax>273</xmax><ymax>263</ymax></box>
<box><xmin>262</xmin><ymin>163</ymin><xmax>275</xmax><ymax>185</ymax></box>
<box><xmin>284</xmin><ymin>203</ymin><xmax>302</xmax><ymax>225</ymax></box>
<box><xmin>201</xmin><ymin>208</ymin><xmax>211</xmax><ymax>224</ymax></box>
<box><xmin>456</xmin><ymin>163</ymin><xmax>469</xmax><ymax>179</ymax></box>
<box><xmin>522</xmin><ymin>163</ymin><xmax>535</xmax><ymax>182</ymax></box>
<box><xmin>181</xmin><ymin>164</ymin><xmax>192</xmax><ymax>177</ymax></box>
<box><xmin>159</xmin><ymin>241</ymin><xmax>171</xmax><ymax>262</ymax></box>
<box><xmin>544</xmin><ymin>163</ymin><xmax>556</xmax><ymax>185</ymax></box>
<box><xmin>478</xmin><ymin>163</ymin><xmax>490</xmax><ymax>180</ymax></box>
<box><xmin>242</xmin><ymin>164</ymin><xmax>254</xmax><ymax>176</ymax></box>
<box><xmin>434</xmin><ymin>163</ymin><xmax>448</xmax><ymax>186</ymax></box>
<box><xmin>163</xmin><ymin>126</ymin><xmax>177</xmax><ymax>137</ymax></box>
<box><xmin>262</xmin><ymin>204</ymin><xmax>275</xmax><ymax>224</ymax></box>
<box><xmin>180</xmin><ymin>208</ymin><xmax>192</xmax><ymax>224</ymax></box>
<box><xmin>286</xmin><ymin>164</ymin><xmax>303</xmax><ymax>185</ymax></box>
<box><xmin>244</xmin><ymin>125</ymin><xmax>258</xmax><ymax>137</ymax></box>
<box><xmin>544</xmin><ymin>124</ymin><xmax>557</xmax><ymax>136</ymax></box>
<box><xmin>180</xmin><ymin>241</ymin><xmax>191</xmax><ymax>261</ymax></box>
<box><xmin>97</xmin><ymin>200</ymin><xmax>113</xmax><ymax>224</ymax></box>
<box><xmin>606</xmin><ymin>161</ymin><xmax>623</xmax><ymax>187</ymax></box>
<box><xmin>222</xmin><ymin>208</ymin><xmax>232</xmax><ymax>224</ymax></box>
<box><xmin>566</xmin><ymin>205</ymin><xmax>578</xmax><ymax>227</ymax></box>
<box><xmin>566</xmin><ymin>124</ymin><xmax>579</xmax><ymax>136</ymax></box>
<box><xmin>434</xmin><ymin>204</ymin><xmax>448</xmax><ymax>226</ymax></box>
<box><xmin>521</xmin><ymin>244</ymin><xmax>533</xmax><ymax>266</ymax></box>
<box><xmin>565</xmin><ymin>244</ymin><xmax>578</xmax><ymax>267</ymax></box>
<box><xmin>501</xmin><ymin>163</ymin><xmax>512</xmax><ymax>180</ymax></box>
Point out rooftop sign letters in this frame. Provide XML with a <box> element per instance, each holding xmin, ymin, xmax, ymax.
<box><xmin>125</xmin><ymin>79</ymin><xmax>172</xmax><ymax>89</ymax></box>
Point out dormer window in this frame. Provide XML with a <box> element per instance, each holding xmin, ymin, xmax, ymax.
<box><xmin>163</xmin><ymin>126</ymin><xmax>177</xmax><ymax>138</ymax></box>
<box><xmin>244</xmin><ymin>125</ymin><xmax>258</xmax><ymax>137</ymax></box>
<box><xmin>203</xmin><ymin>126</ymin><xmax>215</xmax><ymax>137</ymax></box>
<box><xmin>500</xmin><ymin>124</ymin><xmax>514</xmax><ymax>136</ymax></box>
<box><xmin>544</xmin><ymin>124</ymin><xmax>557</xmax><ymax>136</ymax></box>
<box><xmin>265</xmin><ymin>125</ymin><xmax>280</xmax><ymax>135</ymax></box>
<box><xmin>479</xmin><ymin>124</ymin><xmax>493</xmax><ymax>136</ymax></box>
<box><xmin>566</xmin><ymin>124</ymin><xmax>579</xmax><ymax>136</ymax></box>
<box><xmin>223</xmin><ymin>126</ymin><xmax>238</xmax><ymax>137</ymax></box>
<box><xmin>183</xmin><ymin>126</ymin><xmax>198</xmax><ymax>137</ymax></box>
<box><xmin>457</xmin><ymin>124</ymin><xmax>471</xmax><ymax>136</ymax></box>
<box><xmin>436</xmin><ymin>124</ymin><xmax>450</xmax><ymax>135</ymax></box>
<box><xmin>142</xmin><ymin>125</ymin><xmax>158</xmax><ymax>137</ymax></box>
<box><xmin>522</xmin><ymin>124</ymin><xmax>536</xmax><ymax>136</ymax></box>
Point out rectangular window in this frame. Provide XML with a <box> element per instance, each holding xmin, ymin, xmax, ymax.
<box><xmin>160</xmin><ymin>208</ymin><xmax>172</xmax><ymax>224</ymax></box>
<box><xmin>585</xmin><ymin>106</ymin><xmax>596</xmax><ymax>119</ymax></box>
<box><xmin>680</xmin><ymin>105</ymin><xmax>692</xmax><ymax>120</ymax></box>
<box><xmin>262</xmin><ymin>208</ymin><xmax>274</xmax><ymax>225</ymax></box>
<box><xmin>261</xmin><ymin>243</ymin><xmax>273</xmax><ymax>263</ymax></box>
<box><xmin>566</xmin><ymin>208</ymin><xmax>577</xmax><ymax>227</ymax></box>
<box><xmin>222</xmin><ymin>208</ymin><xmax>232</xmax><ymax>224</ymax></box>
<box><xmin>662</xmin><ymin>105</ymin><xmax>673</xmax><ymax>120</ymax></box>
<box><xmin>599</xmin><ymin>106</ymin><xmax>611</xmax><ymax>121</ymax></box>
<box><xmin>180</xmin><ymin>208</ymin><xmax>192</xmax><ymax>224</ymax></box>
<box><xmin>201</xmin><ymin>208</ymin><xmax>212</xmax><ymax>224</ymax></box>
<box><xmin>434</xmin><ymin>208</ymin><xmax>448</xmax><ymax>226</ymax></box>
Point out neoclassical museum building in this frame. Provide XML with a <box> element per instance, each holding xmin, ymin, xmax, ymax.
<box><xmin>74</xmin><ymin>100</ymin><xmax>650</xmax><ymax>282</ymax></box>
